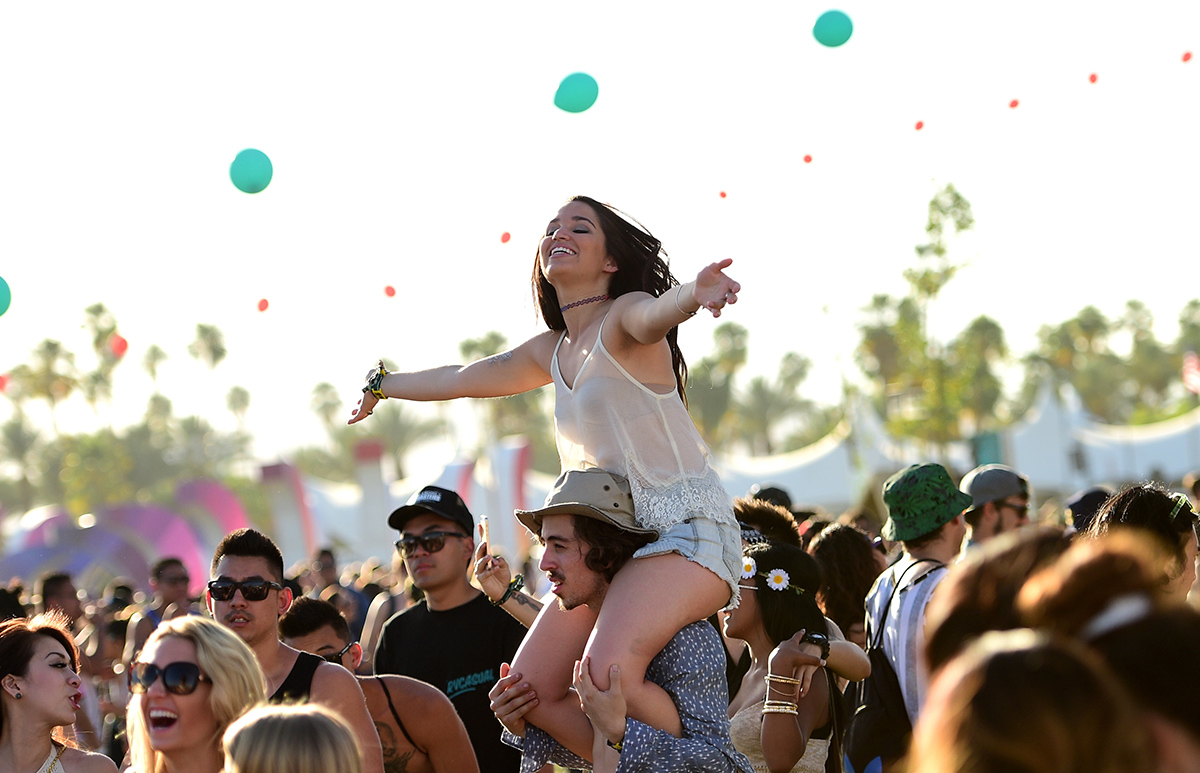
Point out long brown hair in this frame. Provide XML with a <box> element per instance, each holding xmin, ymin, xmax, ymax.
<box><xmin>531</xmin><ymin>195</ymin><xmax>689</xmax><ymax>404</ymax></box>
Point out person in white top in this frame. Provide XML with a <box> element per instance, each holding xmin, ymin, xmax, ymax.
<box><xmin>349</xmin><ymin>195</ymin><xmax>744</xmax><ymax>761</ymax></box>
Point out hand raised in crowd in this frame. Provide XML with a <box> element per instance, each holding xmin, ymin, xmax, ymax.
<box><xmin>473</xmin><ymin>537</ymin><xmax>512</xmax><ymax>604</ymax></box>
<box><xmin>767</xmin><ymin>629</ymin><xmax>826</xmax><ymax>698</ymax></box>
<box><xmin>489</xmin><ymin>663</ymin><xmax>538</xmax><ymax>738</ymax></box>
<box><xmin>692</xmin><ymin>259</ymin><xmax>741</xmax><ymax>317</ymax></box>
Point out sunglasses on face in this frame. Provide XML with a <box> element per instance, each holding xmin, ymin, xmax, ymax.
<box><xmin>998</xmin><ymin>501</ymin><xmax>1030</xmax><ymax>517</ymax></box>
<box><xmin>394</xmin><ymin>531</ymin><xmax>468</xmax><ymax>558</ymax></box>
<box><xmin>322</xmin><ymin>641</ymin><xmax>355</xmax><ymax>664</ymax></box>
<box><xmin>206</xmin><ymin>578</ymin><xmax>283</xmax><ymax>602</ymax></box>
<box><xmin>128</xmin><ymin>661</ymin><xmax>212</xmax><ymax>695</ymax></box>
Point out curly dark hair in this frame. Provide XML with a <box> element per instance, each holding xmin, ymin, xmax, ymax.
<box><xmin>571</xmin><ymin>515</ymin><xmax>655</xmax><ymax>583</ymax></box>
<box><xmin>531</xmin><ymin>195</ymin><xmax>688</xmax><ymax>404</ymax></box>
<box><xmin>733</xmin><ymin>497</ymin><xmax>800</xmax><ymax>547</ymax></box>
<box><xmin>807</xmin><ymin>524</ymin><xmax>884</xmax><ymax>638</ymax></box>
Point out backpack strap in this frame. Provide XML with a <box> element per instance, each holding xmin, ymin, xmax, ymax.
<box><xmin>868</xmin><ymin>558</ymin><xmax>943</xmax><ymax>650</ymax></box>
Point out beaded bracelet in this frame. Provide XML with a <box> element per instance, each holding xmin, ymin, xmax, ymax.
<box><xmin>492</xmin><ymin>574</ymin><xmax>524</xmax><ymax>606</ymax></box>
<box><xmin>762</xmin><ymin>700</ymin><xmax>799</xmax><ymax>716</ymax></box>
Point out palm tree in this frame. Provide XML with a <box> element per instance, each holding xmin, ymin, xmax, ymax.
<box><xmin>369</xmin><ymin>401</ymin><xmax>447</xmax><ymax>480</ymax></box>
<box><xmin>188</xmin><ymin>324</ymin><xmax>227</xmax><ymax>370</ymax></box>
<box><xmin>20</xmin><ymin>340</ymin><xmax>77</xmax><ymax>435</ymax></box>
<box><xmin>143</xmin><ymin>344</ymin><xmax>168</xmax><ymax>383</ymax></box>
<box><xmin>1</xmin><ymin>413</ymin><xmax>42</xmax><ymax>513</ymax></box>
<box><xmin>311</xmin><ymin>382</ymin><xmax>342</xmax><ymax>432</ymax></box>
<box><xmin>227</xmin><ymin>386</ymin><xmax>251</xmax><ymax>428</ymax></box>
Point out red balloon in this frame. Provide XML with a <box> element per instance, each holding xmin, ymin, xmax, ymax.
<box><xmin>109</xmin><ymin>334</ymin><xmax>128</xmax><ymax>358</ymax></box>
<box><xmin>719</xmin><ymin>191</ymin><xmax>727</xmax><ymax>198</ymax></box>
<box><xmin>1089</xmin><ymin>73</ymin><xmax>1098</xmax><ymax>83</ymax></box>
<box><xmin>257</xmin><ymin>299</ymin><xmax>269</xmax><ymax>312</ymax></box>
<box><xmin>1009</xmin><ymin>99</ymin><xmax>1019</xmax><ymax>108</ymax></box>
<box><xmin>0</xmin><ymin>374</ymin><xmax>8</xmax><ymax>393</ymax></box>
<box><xmin>1185</xmin><ymin>52</ymin><xmax>1193</xmax><ymax>63</ymax></box>
<box><xmin>385</xmin><ymin>285</ymin><xmax>396</xmax><ymax>297</ymax></box>
<box><xmin>803</xmin><ymin>155</ymin><xmax>813</xmax><ymax>163</ymax></box>
<box><xmin>915</xmin><ymin>121</ymin><xmax>924</xmax><ymax>130</ymax></box>
<box><xmin>501</xmin><ymin>232</ymin><xmax>511</xmax><ymax>243</ymax></box>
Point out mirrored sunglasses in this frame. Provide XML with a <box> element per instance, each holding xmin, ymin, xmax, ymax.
<box><xmin>128</xmin><ymin>661</ymin><xmax>211</xmax><ymax>695</ymax></box>
<box><xmin>206</xmin><ymin>578</ymin><xmax>283</xmax><ymax>602</ymax></box>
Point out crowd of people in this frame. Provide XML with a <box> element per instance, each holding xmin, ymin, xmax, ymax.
<box><xmin>2</xmin><ymin>196</ymin><xmax>1200</xmax><ymax>772</ymax></box>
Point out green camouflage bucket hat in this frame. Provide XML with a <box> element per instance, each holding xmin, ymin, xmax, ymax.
<box><xmin>882</xmin><ymin>463</ymin><xmax>974</xmax><ymax>542</ymax></box>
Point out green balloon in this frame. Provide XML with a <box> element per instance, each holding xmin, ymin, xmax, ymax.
<box><xmin>813</xmin><ymin>10</ymin><xmax>853</xmax><ymax>47</ymax></box>
<box><xmin>0</xmin><ymin>275</ymin><xmax>9</xmax><ymax>316</ymax></box>
<box><xmin>230</xmin><ymin>149</ymin><xmax>273</xmax><ymax>194</ymax></box>
<box><xmin>554</xmin><ymin>73</ymin><xmax>599</xmax><ymax>113</ymax></box>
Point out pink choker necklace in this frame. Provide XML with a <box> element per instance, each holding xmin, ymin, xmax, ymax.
<box><xmin>560</xmin><ymin>294</ymin><xmax>609</xmax><ymax>313</ymax></box>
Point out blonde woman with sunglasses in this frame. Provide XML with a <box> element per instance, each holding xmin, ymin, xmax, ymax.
<box><xmin>126</xmin><ymin>616</ymin><xmax>266</xmax><ymax>773</ymax></box>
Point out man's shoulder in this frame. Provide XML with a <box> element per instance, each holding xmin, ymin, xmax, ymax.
<box><xmin>656</xmin><ymin>620</ymin><xmax>724</xmax><ymax>667</ymax></box>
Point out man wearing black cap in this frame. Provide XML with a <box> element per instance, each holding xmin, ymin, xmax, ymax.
<box><xmin>374</xmin><ymin>486</ymin><xmax>528</xmax><ymax>773</ymax></box>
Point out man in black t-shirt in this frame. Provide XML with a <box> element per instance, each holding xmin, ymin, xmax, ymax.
<box><xmin>374</xmin><ymin>486</ymin><xmax>527</xmax><ymax>773</ymax></box>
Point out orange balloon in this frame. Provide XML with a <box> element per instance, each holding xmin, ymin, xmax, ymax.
<box><xmin>258</xmin><ymin>299</ymin><xmax>269</xmax><ymax>312</ymax></box>
<box><xmin>1184</xmin><ymin>52</ymin><xmax>1193</xmax><ymax>63</ymax></box>
<box><xmin>1089</xmin><ymin>73</ymin><xmax>1098</xmax><ymax>83</ymax></box>
<box><xmin>501</xmin><ymin>232</ymin><xmax>511</xmax><ymax>243</ymax></box>
<box><xmin>803</xmin><ymin>155</ymin><xmax>813</xmax><ymax>163</ymax></box>
<box><xmin>719</xmin><ymin>191</ymin><xmax>727</xmax><ymax>198</ymax></box>
<box><xmin>0</xmin><ymin>374</ymin><xmax>7</xmax><ymax>393</ymax></box>
<box><xmin>385</xmin><ymin>286</ymin><xmax>396</xmax><ymax>297</ymax></box>
<box><xmin>915</xmin><ymin>121</ymin><xmax>924</xmax><ymax>130</ymax></box>
<box><xmin>1010</xmin><ymin>99</ymin><xmax>1019</xmax><ymax>108</ymax></box>
<box><xmin>109</xmin><ymin>334</ymin><xmax>128</xmax><ymax>358</ymax></box>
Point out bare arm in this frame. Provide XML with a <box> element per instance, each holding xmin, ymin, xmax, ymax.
<box><xmin>399</xmin><ymin>677</ymin><xmax>480</xmax><ymax>773</ymax></box>
<box><xmin>474</xmin><ymin>540</ymin><xmax>543</xmax><ymax>628</ymax></box>
<box><xmin>825</xmin><ymin>617</ymin><xmax>871</xmax><ymax>682</ymax></box>
<box><xmin>614</xmin><ymin>260</ymin><xmax>741</xmax><ymax>346</ymax></box>
<box><xmin>349</xmin><ymin>331</ymin><xmax>558</xmax><ymax>423</ymax></box>
<box><xmin>311</xmin><ymin>662</ymin><xmax>386</xmax><ymax>773</ymax></box>
<box><xmin>762</xmin><ymin>632</ymin><xmax>832</xmax><ymax>773</ymax></box>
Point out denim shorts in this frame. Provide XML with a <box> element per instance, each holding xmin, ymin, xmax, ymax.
<box><xmin>633</xmin><ymin>515</ymin><xmax>744</xmax><ymax>608</ymax></box>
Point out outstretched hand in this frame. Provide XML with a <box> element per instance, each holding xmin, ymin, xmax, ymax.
<box><xmin>768</xmin><ymin>629</ymin><xmax>826</xmax><ymax>698</ymax></box>
<box><xmin>489</xmin><ymin>663</ymin><xmax>538</xmax><ymax>738</ymax></box>
<box><xmin>473</xmin><ymin>538</ymin><xmax>512</xmax><ymax>603</ymax></box>
<box><xmin>692</xmin><ymin>259</ymin><xmax>741</xmax><ymax>318</ymax></box>
<box><xmin>573</xmin><ymin>658</ymin><xmax>627</xmax><ymax>746</ymax></box>
<box><xmin>348</xmin><ymin>390</ymin><xmax>378</xmax><ymax>425</ymax></box>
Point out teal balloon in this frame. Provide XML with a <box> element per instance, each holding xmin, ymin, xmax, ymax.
<box><xmin>813</xmin><ymin>11</ymin><xmax>853</xmax><ymax>47</ymax></box>
<box><xmin>230</xmin><ymin>149</ymin><xmax>273</xmax><ymax>194</ymax></box>
<box><xmin>0</xmin><ymin>276</ymin><xmax>9</xmax><ymax>317</ymax></box>
<box><xmin>554</xmin><ymin>73</ymin><xmax>599</xmax><ymax>113</ymax></box>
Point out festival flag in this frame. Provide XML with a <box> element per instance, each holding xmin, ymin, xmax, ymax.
<box><xmin>1183</xmin><ymin>350</ymin><xmax>1200</xmax><ymax>395</ymax></box>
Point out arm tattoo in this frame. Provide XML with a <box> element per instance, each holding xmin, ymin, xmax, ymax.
<box><xmin>485</xmin><ymin>351</ymin><xmax>513</xmax><ymax>366</ymax></box>
<box><xmin>513</xmin><ymin>593</ymin><xmax>543</xmax><ymax>611</ymax></box>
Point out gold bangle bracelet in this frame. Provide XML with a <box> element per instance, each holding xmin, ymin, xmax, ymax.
<box><xmin>763</xmin><ymin>700</ymin><xmax>799</xmax><ymax>710</ymax></box>
<box><xmin>762</xmin><ymin>705</ymin><xmax>799</xmax><ymax>715</ymax></box>
<box><xmin>766</xmin><ymin>674</ymin><xmax>801</xmax><ymax>685</ymax></box>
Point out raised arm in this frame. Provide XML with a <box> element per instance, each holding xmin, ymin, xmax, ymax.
<box><xmin>614</xmin><ymin>260</ymin><xmax>740</xmax><ymax>346</ymax></box>
<box><xmin>349</xmin><ymin>331</ymin><xmax>558</xmax><ymax>424</ymax></box>
<box><xmin>474</xmin><ymin>540</ymin><xmax>543</xmax><ymax>628</ymax></box>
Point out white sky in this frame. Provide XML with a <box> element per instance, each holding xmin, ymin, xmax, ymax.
<box><xmin>1</xmin><ymin>2</ymin><xmax>1198</xmax><ymax>466</ymax></box>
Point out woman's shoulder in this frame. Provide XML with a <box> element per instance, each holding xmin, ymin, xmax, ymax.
<box><xmin>63</xmin><ymin>746</ymin><xmax>119</xmax><ymax>773</ymax></box>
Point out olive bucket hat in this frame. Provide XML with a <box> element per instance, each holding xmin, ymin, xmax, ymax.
<box><xmin>882</xmin><ymin>463</ymin><xmax>974</xmax><ymax>542</ymax></box>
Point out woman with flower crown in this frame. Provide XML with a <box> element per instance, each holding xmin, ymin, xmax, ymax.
<box><xmin>723</xmin><ymin>541</ymin><xmax>860</xmax><ymax>773</ymax></box>
<box><xmin>350</xmin><ymin>196</ymin><xmax>744</xmax><ymax>758</ymax></box>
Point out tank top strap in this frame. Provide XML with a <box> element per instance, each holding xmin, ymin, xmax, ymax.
<box><xmin>270</xmin><ymin>651</ymin><xmax>322</xmax><ymax>703</ymax></box>
<box><xmin>376</xmin><ymin>677</ymin><xmax>420</xmax><ymax>751</ymax></box>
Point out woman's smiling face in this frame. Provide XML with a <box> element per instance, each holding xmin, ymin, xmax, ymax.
<box><xmin>539</xmin><ymin>200</ymin><xmax>615</xmax><ymax>286</ymax></box>
<box><xmin>136</xmin><ymin>635</ymin><xmax>217</xmax><ymax>756</ymax></box>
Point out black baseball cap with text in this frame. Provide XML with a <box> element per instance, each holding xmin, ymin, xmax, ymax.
<box><xmin>387</xmin><ymin>485</ymin><xmax>475</xmax><ymax>536</ymax></box>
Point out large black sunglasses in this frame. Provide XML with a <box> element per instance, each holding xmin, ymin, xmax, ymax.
<box><xmin>128</xmin><ymin>661</ymin><xmax>212</xmax><ymax>695</ymax></box>
<box><xmin>394</xmin><ymin>531</ymin><xmax>468</xmax><ymax>558</ymax></box>
<box><xmin>206</xmin><ymin>578</ymin><xmax>283</xmax><ymax>602</ymax></box>
<box><xmin>322</xmin><ymin>641</ymin><xmax>356</xmax><ymax>664</ymax></box>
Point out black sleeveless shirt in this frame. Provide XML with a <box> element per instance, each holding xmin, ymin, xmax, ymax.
<box><xmin>270</xmin><ymin>651</ymin><xmax>323</xmax><ymax>703</ymax></box>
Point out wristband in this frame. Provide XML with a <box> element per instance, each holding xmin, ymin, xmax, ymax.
<box><xmin>363</xmin><ymin>360</ymin><xmax>389</xmax><ymax>401</ymax></box>
<box><xmin>606</xmin><ymin>738</ymin><xmax>623</xmax><ymax>753</ymax></box>
<box><xmin>492</xmin><ymin>574</ymin><xmax>524</xmax><ymax>606</ymax></box>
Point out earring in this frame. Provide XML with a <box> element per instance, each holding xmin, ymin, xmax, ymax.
<box><xmin>14</xmin><ymin>692</ymin><xmax>20</xmax><ymax>699</ymax></box>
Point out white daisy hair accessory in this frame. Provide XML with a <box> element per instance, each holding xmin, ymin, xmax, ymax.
<box><xmin>741</xmin><ymin>556</ymin><xmax>758</xmax><ymax>580</ymax></box>
<box><xmin>766</xmin><ymin>568</ymin><xmax>791</xmax><ymax>591</ymax></box>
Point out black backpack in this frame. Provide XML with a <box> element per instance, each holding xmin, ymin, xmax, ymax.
<box><xmin>842</xmin><ymin>559</ymin><xmax>941</xmax><ymax>773</ymax></box>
